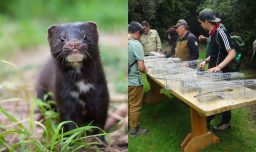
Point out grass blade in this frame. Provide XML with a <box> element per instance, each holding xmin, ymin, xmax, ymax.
<box><xmin>0</xmin><ymin>60</ymin><xmax>18</xmax><ymax>69</ymax></box>
<box><xmin>0</xmin><ymin>106</ymin><xmax>25</xmax><ymax>129</ymax></box>
<box><xmin>0</xmin><ymin>98</ymin><xmax>22</xmax><ymax>104</ymax></box>
<box><xmin>50</xmin><ymin>121</ymin><xmax>76</xmax><ymax>151</ymax></box>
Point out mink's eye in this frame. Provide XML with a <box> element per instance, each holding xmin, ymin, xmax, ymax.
<box><xmin>60</xmin><ymin>37</ymin><xmax>65</xmax><ymax>43</ymax></box>
<box><xmin>83</xmin><ymin>35</ymin><xmax>88</xmax><ymax>41</ymax></box>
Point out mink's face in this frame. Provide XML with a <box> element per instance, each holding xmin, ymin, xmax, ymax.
<box><xmin>48</xmin><ymin>22</ymin><xmax>99</xmax><ymax>68</ymax></box>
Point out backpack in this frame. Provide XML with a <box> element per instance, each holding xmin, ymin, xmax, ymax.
<box><xmin>228</xmin><ymin>35</ymin><xmax>245</xmax><ymax>71</ymax></box>
<box><xmin>128</xmin><ymin>60</ymin><xmax>136</xmax><ymax>73</ymax></box>
<box><xmin>216</xmin><ymin>29</ymin><xmax>245</xmax><ymax>72</ymax></box>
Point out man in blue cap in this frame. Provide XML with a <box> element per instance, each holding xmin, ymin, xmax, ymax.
<box><xmin>198</xmin><ymin>8</ymin><xmax>236</xmax><ymax>130</ymax></box>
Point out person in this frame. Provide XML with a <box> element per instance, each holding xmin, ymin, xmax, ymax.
<box><xmin>140</xmin><ymin>21</ymin><xmax>162</xmax><ymax>56</ymax></box>
<box><xmin>198</xmin><ymin>8</ymin><xmax>236</xmax><ymax>130</ymax></box>
<box><xmin>166</xmin><ymin>27</ymin><xmax>179</xmax><ymax>57</ymax></box>
<box><xmin>198</xmin><ymin>23</ymin><xmax>227</xmax><ymax>58</ymax></box>
<box><xmin>173</xmin><ymin>19</ymin><xmax>199</xmax><ymax>61</ymax></box>
<box><xmin>128</xmin><ymin>21</ymin><xmax>148</xmax><ymax>136</ymax></box>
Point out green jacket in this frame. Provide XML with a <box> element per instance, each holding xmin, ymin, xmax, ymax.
<box><xmin>140</xmin><ymin>29</ymin><xmax>162</xmax><ymax>56</ymax></box>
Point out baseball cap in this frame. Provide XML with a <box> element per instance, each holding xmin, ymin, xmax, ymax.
<box><xmin>199</xmin><ymin>8</ymin><xmax>221</xmax><ymax>23</ymax></box>
<box><xmin>173</xmin><ymin>19</ymin><xmax>188</xmax><ymax>28</ymax></box>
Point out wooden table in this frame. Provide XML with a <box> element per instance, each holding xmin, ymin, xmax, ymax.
<box><xmin>145</xmin><ymin>72</ymin><xmax>256</xmax><ymax>152</ymax></box>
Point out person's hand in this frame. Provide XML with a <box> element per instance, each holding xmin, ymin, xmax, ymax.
<box><xmin>198</xmin><ymin>60</ymin><xmax>206</xmax><ymax>70</ymax></box>
<box><xmin>198</xmin><ymin>35</ymin><xmax>207</xmax><ymax>42</ymax></box>
<box><xmin>208</xmin><ymin>66</ymin><xmax>221</xmax><ymax>73</ymax></box>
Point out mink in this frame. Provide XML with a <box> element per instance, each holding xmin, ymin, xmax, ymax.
<box><xmin>36</xmin><ymin>22</ymin><xmax>109</xmax><ymax>136</ymax></box>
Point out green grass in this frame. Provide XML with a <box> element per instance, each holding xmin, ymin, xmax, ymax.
<box><xmin>0</xmin><ymin>88</ymin><xmax>105</xmax><ymax>151</ymax></box>
<box><xmin>128</xmin><ymin>96</ymin><xmax>190</xmax><ymax>152</ymax></box>
<box><xmin>129</xmin><ymin>95</ymin><xmax>256</xmax><ymax>152</ymax></box>
<box><xmin>129</xmin><ymin>76</ymin><xmax>256</xmax><ymax>152</ymax></box>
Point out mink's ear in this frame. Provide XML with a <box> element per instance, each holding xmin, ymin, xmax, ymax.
<box><xmin>47</xmin><ymin>25</ymin><xmax>58</xmax><ymax>39</ymax></box>
<box><xmin>80</xmin><ymin>21</ymin><xmax>98</xmax><ymax>32</ymax></box>
<box><xmin>81</xmin><ymin>22</ymin><xmax>99</xmax><ymax>43</ymax></box>
<box><xmin>87</xmin><ymin>21</ymin><xmax>98</xmax><ymax>31</ymax></box>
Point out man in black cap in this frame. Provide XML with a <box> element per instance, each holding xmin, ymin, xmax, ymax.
<box><xmin>198</xmin><ymin>8</ymin><xmax>236</xmax><ymax>130</ymax></box>
<box><xmin>173</xmin><ymin>19</ymin><xmax>199</xmax><ymax>61</ymax></box>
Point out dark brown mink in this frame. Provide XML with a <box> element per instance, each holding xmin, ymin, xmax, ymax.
<box><xmin>36</xmin><ymin>22</ymin><xmax>109</xmax><ymax>136</ymax></box>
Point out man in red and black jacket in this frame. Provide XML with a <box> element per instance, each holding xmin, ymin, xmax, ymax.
<box><xmin>198</xmin><ymin>8</ymin><xmax>236</xmax><ymax>130</ymax></box>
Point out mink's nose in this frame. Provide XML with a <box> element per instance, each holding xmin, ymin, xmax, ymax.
<box><xmin>68</xmin><ymin>42</ymin><xmax>81</xmax><ymax>50</ymax></box>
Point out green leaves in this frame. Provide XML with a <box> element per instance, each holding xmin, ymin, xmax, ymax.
<box><xmin>0</xmin><ymin>93</ymin><xmax>106</xmax><ymax>151</ymax></box>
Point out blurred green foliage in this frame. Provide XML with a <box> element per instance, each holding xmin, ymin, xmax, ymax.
<box><xmin>0</xmin><ymin>0</ymin><xmax>128</xmax><ymax>57</ymax></box>
<box><xmin>0</xmin><ymin>0</ymin><xmax>127</xmax><ymax>29</ymax></box>
<box><xmin>100</xmin><ymin>45</ymin><xmax>127</xmax><ymax>93</ymax></box>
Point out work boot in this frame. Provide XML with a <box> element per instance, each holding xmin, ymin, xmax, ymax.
<box><xmin>213</xmin><ymin>122</ymin><xmax>231</xmax><ymax>131</ymax></box>
<box><xmin>129</xmin><ymin>126</ymin><xmax>147</xmax><ymax>136</ymax></box>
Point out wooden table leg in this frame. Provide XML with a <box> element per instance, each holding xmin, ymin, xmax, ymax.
<box><xmin>180</xmin><ymin>109</ymin><xmax>220</xmax><ymax>152</ymax></box>
<box><xmin>144</xmin><ymin>74</ymin><xmax>166</xmax><ymax>104</ymax></box>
